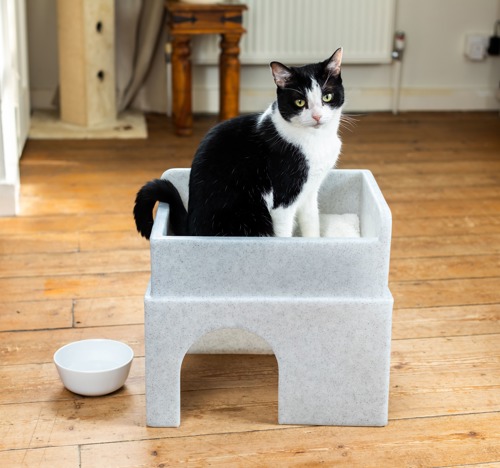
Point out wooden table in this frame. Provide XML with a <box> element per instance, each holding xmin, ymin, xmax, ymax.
<box><xmin>166</xmin><ymin>2</ymin><xmax>248</xmax><ymax>136</ymax></box>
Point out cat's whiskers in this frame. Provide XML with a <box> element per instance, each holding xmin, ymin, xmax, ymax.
<box><xmin>339</xmin><ymin>114</ymin><xmax>358</xmax><ymax>133</ymax></box>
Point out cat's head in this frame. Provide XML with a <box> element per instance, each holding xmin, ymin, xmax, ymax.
<box><xmin>270</xmin><ymin>48</ymin><xmax>344</xmax><ymax>129</ymax></box>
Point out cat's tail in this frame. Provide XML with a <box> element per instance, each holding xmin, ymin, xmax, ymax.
<box><xmin>133</xmin><ymin>179</ymin><xmax>188</xmax><ymax>239</ymax></box>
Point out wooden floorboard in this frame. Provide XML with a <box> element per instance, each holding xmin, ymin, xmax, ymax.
<box><xmin>0</xmin><ymin>112</ymin><xmax>499</xmax><ymax>467</ymax></box>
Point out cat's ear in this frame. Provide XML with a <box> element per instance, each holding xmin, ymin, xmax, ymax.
<box><xmin>326</xmin><ymin>47</ymin><xmax>343</xmax><ymax>77</ymax></box>
<box><xmin>270</xmin><ymin>62</ymin><xmax>292</xmax><ymax>88</ymax></box>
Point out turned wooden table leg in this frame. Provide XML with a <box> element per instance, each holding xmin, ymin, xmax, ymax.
<box><xmin>219</xmin><ymin>33</ymin><xmax>243</xmax><ymax>121</ymax></box>
<box><xmin>171</xmin><ymin>35</ymin><xmax>193</xmax><ymax>136</ymax></box>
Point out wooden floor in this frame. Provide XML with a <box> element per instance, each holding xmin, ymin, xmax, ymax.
<box><xmin>0</xmin><ymin>112</ymin><xmax>499</xmax><ymax>467</ymax></box>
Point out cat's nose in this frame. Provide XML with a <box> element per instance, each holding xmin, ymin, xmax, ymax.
<box><xmin>312</xmin><ymin>114</ymin><xmax>322</xmax><ymax>123</ymax></box>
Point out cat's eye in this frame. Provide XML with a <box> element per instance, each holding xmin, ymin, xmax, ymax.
<box><xmin>294</xmin><ymin>99</ymin><xmax>306</xmax><ymax>108</ymax></box>
<box><xmin>322</xmin><ymin>93</ymin><xmax>333</xmax><ymax>103</ymax></box>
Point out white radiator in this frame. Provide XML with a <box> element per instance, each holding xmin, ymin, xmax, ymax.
<box><xmin>191</xmin><ymin>0</ymin><xmax>396</xmax><ymax>65</ymax></box>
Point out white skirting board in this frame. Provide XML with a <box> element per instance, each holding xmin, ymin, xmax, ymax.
<box><xmin>0</xmin><ymin>182</ymin><xmax>19</xmax><ymax>217</ymax></box>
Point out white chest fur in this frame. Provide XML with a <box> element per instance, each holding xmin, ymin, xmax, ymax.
<box><xmin>267</xmin><ymin>107</ymin><xmax>343</xmax><ymax>237</ymax></box>
<box><xmin>271</xmin><ymin>104</ymin><xmax>342</xmax><ymax>169</ymax></box>
<box><xmin>272</xmin><ymin>107</ymin><xmax>342</xmax><ymax>190</ymax></box>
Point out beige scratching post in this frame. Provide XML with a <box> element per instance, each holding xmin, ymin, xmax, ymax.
<box><xmin>58</xmin><ymin>0</ymin><xmax>116</xmax><ymax>127</ymax></box>
<box><xmin>29</xmin><ymin>0</ymin><xmax>146</xmax><ymax>139</ymax></box>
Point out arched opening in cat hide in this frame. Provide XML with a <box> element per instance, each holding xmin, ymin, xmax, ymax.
<box><xmin>180</xmin><ymin>327</ymin><xmax>279</xmax><ymax>425</ymax></box>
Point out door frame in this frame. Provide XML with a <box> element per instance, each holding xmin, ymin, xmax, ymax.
<box><xmin>0</xmin><ymin>0</ymin><xmax>30</xmax><ymax>216</ymax></box>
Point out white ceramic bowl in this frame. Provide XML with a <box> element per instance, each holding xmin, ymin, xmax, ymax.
<box><xmin>54</xmin><ymin>339</ymin><xmax>134</xmax><ymax>396</ymax></box>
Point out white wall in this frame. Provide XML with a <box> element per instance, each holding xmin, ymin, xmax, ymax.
<box><xmin>394</xmin><ymin>0</ymin><xmax>500</xmax><ymax>110</ymax></box>
<box><xmin>192</xmin><ymin>0</ymin><xmax>500</xmax><ymax>113</ymax></box>
<box><xmin>28</xmin><ymin>0</ymin><xmax>500</xmax><ymax>113</ymax></box>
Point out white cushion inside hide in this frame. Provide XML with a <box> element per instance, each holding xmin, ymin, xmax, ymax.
<box><xmin>320</xmin><ymin>213</ymin><xmax>360</xmax><ymax>238</ymax></box>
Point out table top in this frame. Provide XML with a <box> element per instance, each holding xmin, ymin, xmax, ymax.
<box><xmin>166</xmin><ymin>1</ymin><xmax>248</xmax><ymax>12</ymax></box>
<box><xmin>166</xmin><ymin>1</ymin><xmax>247</xmax><ymax>34</ymax></box>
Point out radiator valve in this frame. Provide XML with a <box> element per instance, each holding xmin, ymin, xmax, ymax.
<box><xmin>392</xmin><ymin>31</ymin><xmax>406</xmax><ymax>61</ymax></box>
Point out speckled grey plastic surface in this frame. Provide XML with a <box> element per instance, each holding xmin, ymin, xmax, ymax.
<box><xmin>145</xmin><ymin>169</ymin><xmax>393</xmax><ymax>427</ymax></box>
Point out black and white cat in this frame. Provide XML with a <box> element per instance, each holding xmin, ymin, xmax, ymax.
<box><xmin>134</xmin><ymin>48</ymin><xmax>344</xmax><ymax>238</ymax></box>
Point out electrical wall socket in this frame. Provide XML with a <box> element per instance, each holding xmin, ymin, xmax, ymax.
<box><xmin>464</xmin><ymin>33</ymin><xmax>489</xmax><ymax>61</ymax></box>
